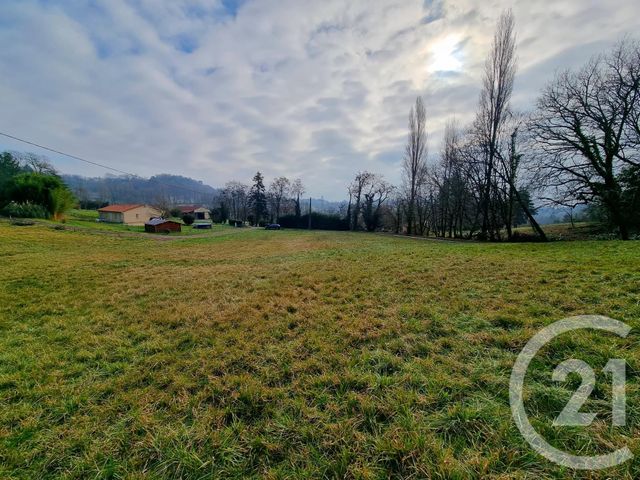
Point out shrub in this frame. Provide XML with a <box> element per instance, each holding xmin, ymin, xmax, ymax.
<box><xmin>50</xmin><ymin>185</ymin><xmax>75</xmax><ymax>220</ymax></box>
<box><xmin>169</xmin><ymin>208</ymin><xmax>182</xmax><ymax>218</ymax></box>
<box><xmin>182</xmin><ymin>213</ymin><xmax>195</xmax><ymax>225</ymax></box>
<box><xmin>3</xmin><ymin>173</ymin><xmax>75</xmax><ymax>219</ymax></box>
<box><xmin>1</xmin><ymin>201</ymin><xmax>49</xmax><ymax>219</ymax></box>
<box><xmin>10</xmin><ymin>219</ymin><xmax>35</xmax><ymax>226</ymax></box>
<box><xmin>278</xmin><ymin>213</ymin><xmax>349</xmax><ymax>231</ymax></box>
<box><xmin>509</xmin><ymin>231</ymin><xmax>547</xmax><ymax>243</ymax></box>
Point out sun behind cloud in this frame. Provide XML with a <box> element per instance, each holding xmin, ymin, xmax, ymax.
<box><xmin>429</xmin><ymin>35</ymin><xmax>463</xmax><ymax>72</ymax></box>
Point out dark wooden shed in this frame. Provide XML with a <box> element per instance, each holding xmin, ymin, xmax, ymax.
<box><xmin>145</xmin><ymin>218</ymin><xmax>182</xmax><ymax>233</ymax></box>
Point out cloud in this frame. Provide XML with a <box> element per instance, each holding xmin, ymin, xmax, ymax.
<box><xmin>0</xmin><ymin>0</ymin><xmax>637</xmax><ymax>199</ymax></box>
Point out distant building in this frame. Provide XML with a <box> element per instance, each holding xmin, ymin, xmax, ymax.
<box><xmin>144</xmin><ymin>218</ymin><xmax>182</xmax><ymax>233</ymax></box>
<box><xmin>98</xmin><ymin>204</ymin><xmax>162</xmax><ymax>225</ymax></box>
<box><xmin>178</xmin><ymin>205</ymin><xmax>211</xmax><ymax>221</ymax></box>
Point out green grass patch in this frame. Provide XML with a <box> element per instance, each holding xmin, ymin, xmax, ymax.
<box><xmin>0</xmin><ymin>225</ymin><xmax>638</xmax><ymax>478</ymax></box>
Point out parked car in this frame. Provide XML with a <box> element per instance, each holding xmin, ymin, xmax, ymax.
<box><xmin>265</xmin><ymin>223</ymin><xmax>281</xmax><ymax>230</ymax></box>
<box><xmin>193</xmin><ymin>221</ymin><xmax>213</xmax><ymax>229</ymax></box>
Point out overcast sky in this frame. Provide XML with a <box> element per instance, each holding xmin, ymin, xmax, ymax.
<box><xmin>0</xmin><ymin>0</ymin><xmax>637</xmax><ymax>199</ymax></box>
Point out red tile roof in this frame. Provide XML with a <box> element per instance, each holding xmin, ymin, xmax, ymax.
<box><xmin>178</xmin><ymin>205</ymin><xmax>205</xmax><ymax>213</ymax></box>
<box><xmin>98</xmin><ymin>204</ymin><xmax>144</xmax><ymax>213</ymax></box>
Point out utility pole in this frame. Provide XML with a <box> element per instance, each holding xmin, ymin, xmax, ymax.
<box><xmin>308</xmin><ymin>197</ymin><xmax>312</xmax><ymax>230</ymax></box>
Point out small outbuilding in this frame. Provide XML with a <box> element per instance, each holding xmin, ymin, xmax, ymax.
<box><xmin>144</xmin><ymin>218</ymin><xmax>182</xmax><ymax>234</ymax></box>
<box><xmin>178</xmin><ymin>205</ymin><xmax>211</xmax><ymax>221</ymax></box>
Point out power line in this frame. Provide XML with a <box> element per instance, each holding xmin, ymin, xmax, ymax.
<box><xmin>0</xmin><ymin>131</ymin><xmax>133</xmax><ymax>176</ymax></box>
<box><xmin>0</xmin><ymin>131</ymin><xmax>216</xmax><ymax>199</ymax></box>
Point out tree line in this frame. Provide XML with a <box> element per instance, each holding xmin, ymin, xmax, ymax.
<box><xmin>345</xmin><ymin>11</ymin><xmax>639</xmax><ymax>240</ymax></box>
<box><xmin>211</xmin><ymin>174</ymin><xmax>332</xmax><ymax>227</ymax></box>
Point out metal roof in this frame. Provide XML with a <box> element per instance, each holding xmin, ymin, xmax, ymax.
<box><xmin>145</xmin><ymin>218</ymin><xmax>181</xmax><ymax>226</ymax></box>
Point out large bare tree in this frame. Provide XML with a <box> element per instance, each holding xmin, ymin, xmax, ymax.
<box><xmin>496</xmin><ymin>124</ymin><xmax>547</xmax><ymax>240</ymax></box>
<box><xmin>18</xmin><ymin>152</ymin><xmax>58</xmax><ymax>176</ymax></box>
<box><xmin>223</xmin><ymin>181</ymin><xmax>249</xmax><ymax>223</ymax></box>
<box><xmin>402</xmin><ymin>97</ymin><xmax>428</xmax><ymax>235</ymax></box>
<box><xmin>362</xmin><ymin>176</ymin><xmax>394</xmax><ymax>232</ymax></box>
<box><xmin>431</xmin><ymin>120</ymin><xmax>474</xmax><ymax>238</ymax></box>
<box><xmin>475</xmin><ymin>9</ymin><xmax>517</xmax><ymax>240</ymax></box>
<box><xmin>530</xmin><ymin>40</ymin><xmax>640</xmax><ymax>239</ymax></box>
<box><xmin>348</xmin><ymin>171</ymin><xmax>375</xmax><ymax>230</ymax></box>
<box><xmin>268</xmin><ymin>176</ymin><xmax>290</xmax><ymax>222</ymax></box>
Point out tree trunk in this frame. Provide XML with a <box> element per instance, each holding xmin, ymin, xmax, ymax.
<box><xmin>513</xmin><ymin>188</ymin><xmax>547</xmax><ymax>241</ymax></box>
<box><xmin>608</xmin><ymin>200</ymin><xmax>630</xmax><ymax>240</ymax></box>
<box><xmin>406</xmin><ymin>200</ymin><xmax>414</xmax><ymax>235</ymax></box>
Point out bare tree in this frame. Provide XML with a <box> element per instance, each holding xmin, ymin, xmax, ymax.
<box><xmin>211</xmin><ymin>190</ymin><xmax>229</xmax><ymax>223</ymax></box>
<box><xmin>362</xmin><ymin>176</ymin><xmax>394</xmax><ymax>232</ymax></box>
<box><xmin>384</xmin><ymin>193</ymin><xmax>404</xmax><ymax>234</ymax></box>
<box><xmin>432</xmin><ymin>120</ymin><xmax>461</xmax><ymax>237</ymax></box>
<box><xmin>454</xmin><ymin>132</ymin><xmax>486</xmax><ymax>238</ymax></box>
<box><xmin>530</xmin><ymin>40</ymin><xmax>640</xmax><ymax>239</ymax></box>
<box><xmin>475</xmin><ymin>9</ymin><xmax>517</xmax><ymax>240</ymax></box>
<box><xmin>223</xmin><ymin>181</ymin><xmax>249</xmax><ymax>223</ymax></box>
<box><xmin>268</xmin><ymin>176</ymin><xmax>290</xmax><ymax>222</ymax></box>
<box><xmin>348</xmin><ymin>171</ymin><xmax>375</xmax><ymax>230</ymax></box>
<box><xmin>414</xmin><ymin>180</ymin><xmax>434</xmax><ymax>236</ymax></box>
<box><xmin>290</xmin><ymin>178</ymin><xmax>305</xmax><ymax>219</ymax></box>
<box><xmin>402</xmin><ymin>97</ymin><xmax>428</xmax><ymax>235</ymax></box>
<box><xmin>18</xmin><ymin>152</ymin><xmax>58</xmax><ymax>176</ymax></box>
<box><xmin>152</xmin><ymin>189</ymin><xmax>172</xmax><ymax>218</ymax></box>
<box><xmin>496</xmin><ymin>124</ymin><xmax>547</xmax><ymax>240</ymax></box>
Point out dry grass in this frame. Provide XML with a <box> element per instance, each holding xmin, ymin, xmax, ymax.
<box><xmin>0</xmin><ymin>223</ymin><xmax>639</xmax><ymax>478</ymax></box>
<box><xmin>514</xmin><ymin>222</ymin><xmax>612</xmax><ymax>241</ymax></box>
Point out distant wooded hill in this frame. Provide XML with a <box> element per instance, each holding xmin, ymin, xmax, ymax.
<box><xmin>62</xmin><ymin>174</ymin><xmax>220</xmax><ymax>206</ymax></box>
<box><xmin>62</xmin><ymin>173</ymin><xmax>347</xmax><ymax>214</ymax></box>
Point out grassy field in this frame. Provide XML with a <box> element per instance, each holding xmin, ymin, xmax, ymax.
<box><xmin>0</xmin><ymin>223</ymin><xmax>638</xmax><ymax>479</ymax></box>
